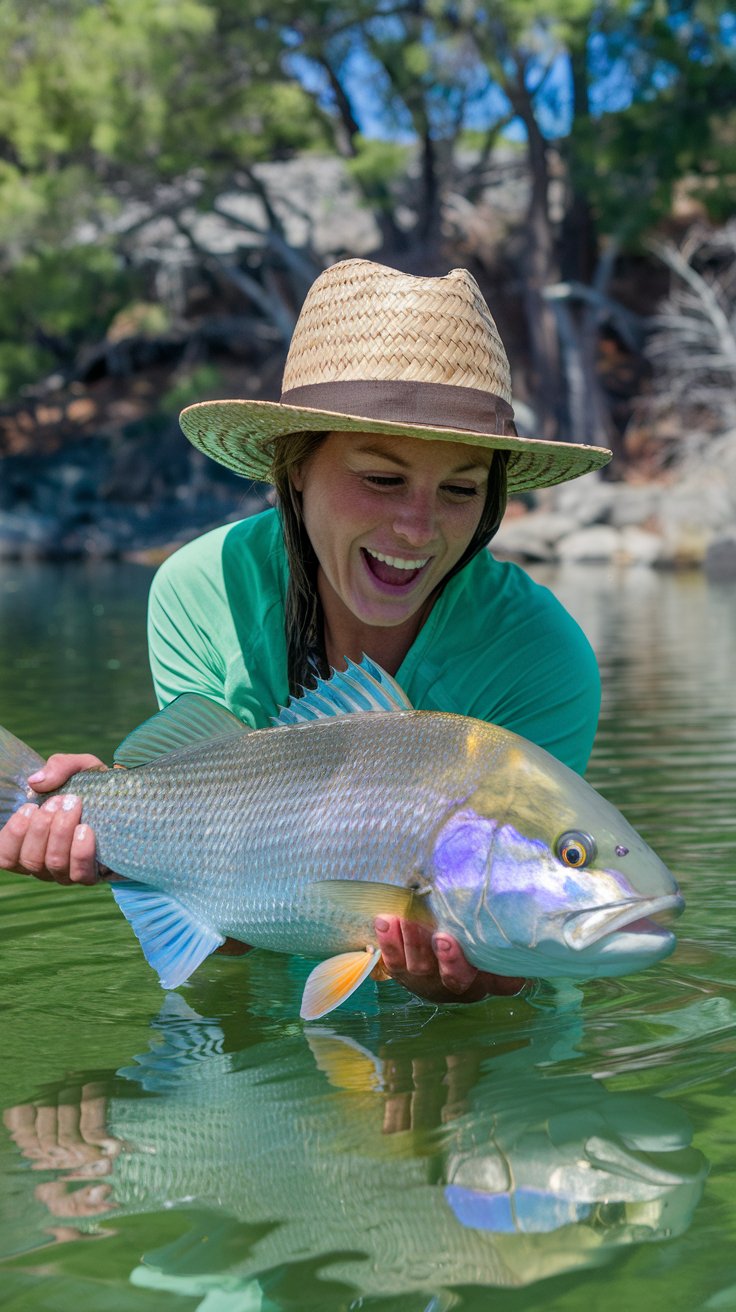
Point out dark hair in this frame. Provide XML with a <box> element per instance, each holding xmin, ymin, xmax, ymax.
<box><xmin>267</xmin><ymin>432</ymin><xmax>509</xmax><ymax>695</ymax></box>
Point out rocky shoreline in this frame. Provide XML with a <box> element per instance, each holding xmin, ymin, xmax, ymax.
<box><xmin>495</xmin><ymin>430</ymin><xmax>736</xmax><ymax>580</ymax></box>
<box><xmin>2</xmin><ymin>431</ymin><xmax>735</xmax><ymax>578</ymax></box>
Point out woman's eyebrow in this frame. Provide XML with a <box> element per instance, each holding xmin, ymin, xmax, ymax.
<box><xmin>354</xmin><ymin>444</ymin><xmax>490</xmax><ymax>475</ymax></box>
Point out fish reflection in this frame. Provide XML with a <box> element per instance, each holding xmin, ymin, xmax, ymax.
<box><xmin>3</xmin><ymin>996</ymin><xmax>707</xmax><ymax>1304</ymax></box>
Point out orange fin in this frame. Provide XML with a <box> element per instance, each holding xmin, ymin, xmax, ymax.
<box><xmin>305</xmin><ymin>1028</ymin><xmax>384</xmax><ymax>1092</ymax></box>
<box><xmin>300</xmin><ymin>947</ymin><xmax>382</xmax><ymax>1021</ymax></box>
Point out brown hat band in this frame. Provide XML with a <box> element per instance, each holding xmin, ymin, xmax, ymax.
<box><xmin>280</xmin><ymin>379</ymin><xmax>518</xmax><ymax>438</ymax></box>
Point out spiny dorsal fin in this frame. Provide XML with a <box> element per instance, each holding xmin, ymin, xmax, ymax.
<box><xmin>275</xmin><ymin>656</ymin><xmax>413</xmax><ymax>727</ymax></box>
<box><xmin>114</xmin><ymin>693</ymin><xmax>249</xmax><ymax>768</ymax></box>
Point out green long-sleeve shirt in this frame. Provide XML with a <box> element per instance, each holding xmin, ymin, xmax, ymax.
<box><xmin>148</xmin><ymin>508</ymin><xmax>600</xmax><ymax>775</ymax></box>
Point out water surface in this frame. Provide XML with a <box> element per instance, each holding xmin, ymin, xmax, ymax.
<box><xmin>1</xmin><ymin>559</ymin><xmax>735</xmax><ymax>1311</ymax></box>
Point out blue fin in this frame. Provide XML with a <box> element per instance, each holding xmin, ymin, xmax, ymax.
<box><xmin>0</xmin><ymin>724</ymin><xmax>45</xmax><ymax>824</ymax></box>
<box><xmin>119</xmin><ymin>996</ymin><xmax>227</xmax><ymax>1091</ymax></box>
<box><xmin>110</xmin><ymin>881</ymin><xmax>224</xmax><ymax>988</ymax></box>
<box><xmin>114</xmin><ymin>694</ymin><xmax>249</xmax><ymax>768</ymax></box>
<box><xmin>275</xmin><ymin>655</ymin><xmax>413</xmax><ymax>726</ymax></box>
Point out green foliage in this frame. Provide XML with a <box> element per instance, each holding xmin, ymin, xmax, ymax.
<box><xmin>0</xmin><ymin>0</ymin><xmax>733</xmax><ymax>407</ymax></box>
<box><xmin>161</xmin><ymin>364</ymin><xmax>224</xmax><ymax>414</ymax></box>
<box><xmin>345</xmin><ymin>136</ymin><xmax>410</xmax><ymax>211</ymax></box>
<box><xmin>0</xmin><ymin>0</ymin><xmax>330</xmax><ymax>400</ymax></box>
<box><xmin>0</xmin><ymin>244</ymin><xmax>137</xmax><ymax>397</ymax></box>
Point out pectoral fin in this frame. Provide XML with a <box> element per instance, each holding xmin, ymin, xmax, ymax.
<box><xmin>110</xmin><ymin>882</ymin><xmax>225</xmax><ymax>989</ymax></box>
<box><xmin>300</xmin><ymin>947</ymin><xmax>382</xmax><ymax>1021</ymax></box>
<box><xmin>308</xmin><ymin>879</ymin><xmax>435</xmax><ymax>927</ymax></box>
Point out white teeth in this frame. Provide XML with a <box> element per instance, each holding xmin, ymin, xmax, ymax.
<box><xmin>365</xmin><ymin>548</ymin><xmax>429</xmax><ymax>570</ymax></box>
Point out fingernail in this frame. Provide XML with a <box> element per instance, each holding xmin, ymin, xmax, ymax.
<box><xmin>61</xmin><ymin>794</ymin><xmax>79</xmax><ymax>812</ymax></box>
<box><xmin>28</xmin><ymin>770</ymin><xmax>45</xmax><ymax>783</ymax></box>
<box><xmin>434</xmin><ymin>935</ymin><xmax>452</xmax><ymax>955</ymax></box>
<box><xmin>18</xmin><ymin>803</ymin><xmax>37</xmax><ymax>818</ymax></box>
<box><xmin>42</xmin><ymin>796</ymin><xmax>61</xmax><ymax>813</ymax></box>
<box><xmin>375</xmin><ymin>917</ymin><xmax>390</xmax><ymax>933</ymax></box>
<box><xmin>74</xmin><ymin>825</ymin><xmax>89</xmax><ymax>842</ymax></box>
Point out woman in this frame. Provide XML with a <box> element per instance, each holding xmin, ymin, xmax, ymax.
<box><xmin>0</xmin><ymin>259</ymin><xmax>611</xmax><ymax>1002</ymax></box>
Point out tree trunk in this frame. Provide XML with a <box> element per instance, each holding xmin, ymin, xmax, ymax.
<box><xmin>508</xmin><ymin>70</ymin><xmax>561</xmax><ymax>437</ymax></box>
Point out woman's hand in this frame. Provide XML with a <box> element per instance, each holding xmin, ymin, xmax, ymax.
<box><xmin>374</xmin><ymin>916</ymin><xmax>525</xmax><ymax>1003</ymax></box>
<box><xmin>0</xmin><ymin>754</ymin><xmax>105</xmax><ymax>885</ymax></box>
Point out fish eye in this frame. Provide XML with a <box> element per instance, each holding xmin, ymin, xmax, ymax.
<box><xmin>556</xmin><ymin>830</ymin><xmax>597</xmax><ymax>869</ymax></box>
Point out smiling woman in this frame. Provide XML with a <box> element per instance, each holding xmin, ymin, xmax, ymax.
<box><xmin>0</xmin><ymin>258</ymin><xmax>612</xmax><ymax>1006</ymax></box>
<box><xmin>289</xmin><ymin>431</ymin><xmax>495</xmax><ymax>676</ymax></box>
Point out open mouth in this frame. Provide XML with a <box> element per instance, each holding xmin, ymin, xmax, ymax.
<box><xmin>563</xmin><ymin>893</ymin><xmax>685</xmax><ymax>952</ymax></box>
<box><xmin>361</xmin><ymin>547</ymin><xmax>431</xmax><ymax>591</ymax></box>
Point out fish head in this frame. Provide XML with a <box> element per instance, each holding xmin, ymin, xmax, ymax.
<box><xmin>428</xmin><ymin>735</ymin><xmax>684</xmax><ymax>980</ymax></box>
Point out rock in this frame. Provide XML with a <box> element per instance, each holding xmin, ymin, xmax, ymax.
<box><xmin>608</xmin><ymin>484</ymin><xmax>662</xmax><ymax>529</ymax></box>
<box><xmin>615</xmin><ymin>526</ymin><xmax>663</xmax><ymax>566</ymax></box>
<box><xmin>704</xmin><ymin>532</ymin><xmax>736</xmax><ymax>580</ymax></box>
<box><xmin>492</xmin><ymin>512</ymin><xmax>571</xmax><ymax>561</ymax></box>
<box><xmin>548</xmin><ymin>472</ymin><xmax>617</xmax><ymax>527</ymax></box>
<box><xmin>556</xmin><ymin>525</ymin><xmax>621</xmax><ymax>563</ymax></box>
<box><xmin>0</xmin><ymin>509</ymin><xmax>64</xmax><ymax>559</ymax></box>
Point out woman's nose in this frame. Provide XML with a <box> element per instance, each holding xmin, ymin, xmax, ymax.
<box><xmin>392</xmin><ymin>492</ymin><xmax>436</xmax><ymax>546</ymax></box>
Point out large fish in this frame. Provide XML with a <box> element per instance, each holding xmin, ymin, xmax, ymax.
<box><xmin>0</xmin><ymin>658</ymin><xmax>683</xmax><ymax>1018</ymax></box>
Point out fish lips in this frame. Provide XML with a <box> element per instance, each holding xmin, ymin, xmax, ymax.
<box><xmin>562</xmin><ymin>892</ymin><xmax>685</xmax><ymax>954</ymax></box>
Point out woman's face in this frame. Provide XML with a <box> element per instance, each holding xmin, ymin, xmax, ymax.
<box><xmin>291</xmin><ymin>430</ymin><xmax>493</xmax><ymax>632</ymax></box>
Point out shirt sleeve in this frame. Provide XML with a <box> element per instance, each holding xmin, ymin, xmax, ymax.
<box><xmin>499</xmin><ymin>613</ymin><xmax>601</xmax><ymax>775</ymax></box>
<box><xmin>147</xmin><ymin>548</ymin><xmax>233</xmax><ymax>715</ymax></box>
<box><xmin>415</xmin><ymin>559</ymin><xmax>602</xmax><ymax>776</ymax></box>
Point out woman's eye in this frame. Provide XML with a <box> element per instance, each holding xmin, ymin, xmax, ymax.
<box><xmin>443</xmin><ymin>484</ymin><xmax>479</xmax><ymax>499</ymax></box>
<box><xmin>364</xmin><ymin>474</ymin><xmax>403</xmax><ymax>488</ymax></box>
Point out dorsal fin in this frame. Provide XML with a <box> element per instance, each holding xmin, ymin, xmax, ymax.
<box><xmin>275</xmin><ymin>656</ymin><xmax>413</xmax><ymax>727</ymax></box>
<box><xmin>114</xmin><ymin>693</ymin><xmax>249</xmax><ymax>768</ymax></box>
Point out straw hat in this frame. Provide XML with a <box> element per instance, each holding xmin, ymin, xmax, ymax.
<box><xmin>180</xmin><ymin>258</ymin><xmax>611</xmax><ymax>493</ymax></box>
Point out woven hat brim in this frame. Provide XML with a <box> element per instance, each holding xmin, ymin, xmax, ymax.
<box><xmin>180</xmin><ymin>399</ymin><xmax>612</xmax><ymax>494</ymax></box>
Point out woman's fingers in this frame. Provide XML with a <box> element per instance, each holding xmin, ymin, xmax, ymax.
<box><xmin>39</xmin><ymin>796</ymin><xmax>83</xmax><ymax>883</ymax></box>
<box><xmin>0</xmin><ymin>752</ymin><xmax>106</xmax><ymax>883</ymax></box>
<box><xmin>0</xmin><ymin>794</ymin><xmax>99</xmax><ymax>885</ymax></box>
<box><xmin>432</xmin><ymin>934</ymin><xmax>480</xmax><ymax>994</ymax></box>
<box><xmin>0</xmin><ymin>804</ymin><xmax>48</xmax><ymax>878</ymax></box>
<box><xmin>68</xmin><ymin>822</ymin><xmax>99</xmax><ymax>885</ymax></box>
<box><xmin>375</xmin><ymin>917</ymin><xmax>436</xmax><ymax>979</ymax></box>
<box><xmin>29</xmin><ymin>754</ymin><xmax>107</xmax><ymax>793</ymax></box>
<box><xmin>373</xmin><ymin>916</ymin><xmax>526</xmax><ymax>1002</ymax></box>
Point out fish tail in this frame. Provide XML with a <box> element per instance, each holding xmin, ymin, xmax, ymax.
<box><xmin>0</xmin><ymin>725</ymin><xmax>45</xmax><ymax>826</ymax></box>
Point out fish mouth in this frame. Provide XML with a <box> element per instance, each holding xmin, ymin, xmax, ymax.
<box><xmin>563</xmin><ymin>893</ymin><xmax>685</xmax><ymax>952</ymax></box>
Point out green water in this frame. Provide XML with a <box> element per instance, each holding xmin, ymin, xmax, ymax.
<box><xmin>1</xmin><ymin>560</ymin><xmax>735</xmax><ymax>1312</ymax></box>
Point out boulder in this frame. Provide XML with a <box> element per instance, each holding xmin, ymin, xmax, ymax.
<box><xmin>492</xmin><ymin>512</ymin><xmax>571</xmax><ymax>562</ymax></box>
<box><xmin>616</xmin><ymin>526</ymin><xmax>664</xmax><ymax>566</ymax></box>
<box><xmin>704</xmin><ymin>531</ymin><xmax>736</xmax><ymax>580</ymax></box>
<box><xmin>556</xmin><ymin>525</ymin><xmax>620</xmax><ymax>563</ymax></box>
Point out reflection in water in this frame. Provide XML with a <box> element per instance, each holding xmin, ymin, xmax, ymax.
<box><xmin>2</xmin><ymin>990</ymin><xmax>707</xmax><ymax>1308</ymax></box>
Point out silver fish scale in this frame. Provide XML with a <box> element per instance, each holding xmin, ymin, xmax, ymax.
<box><xmin>63</xmin><ymin>711</ymin><xmax>502</xmax><ymax>957</ymax></box>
